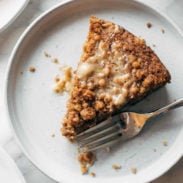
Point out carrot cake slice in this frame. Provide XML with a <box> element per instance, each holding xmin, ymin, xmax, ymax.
<box><xmin>61</xmin><ymin>16</ymin><xmax>171</xmax><ymax>142</ymax></box>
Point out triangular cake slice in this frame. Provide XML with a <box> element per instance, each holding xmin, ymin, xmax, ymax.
<box><xmin>61</xmin><ymin>16</ymin><xmax>170</xmax><ymax>141</ymax></box>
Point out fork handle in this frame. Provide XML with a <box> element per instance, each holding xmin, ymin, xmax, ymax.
<box><xmin>150</xmin><ymin>98</ymin><xmax>183</xmax><ymax>118</ymax></box>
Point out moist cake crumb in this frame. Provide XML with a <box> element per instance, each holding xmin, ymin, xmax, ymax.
<box><xmin>112</xmin><ymin>164</ymin><xmax>121</xmax><ymax>170</ymax></box>
<box><xmin>131</xmin><ymin>167</ymin><xmax>137</xmax><ymax>174</ymax></box>
<box><xmin>29</xmin><ymin>66</ymin><xmax>36</xmax><ymax>72</ymax></box>
<box><xmin>162</xmin><ymin>141</ymin><xmax>168</xmax><ymax>146</ymax></box>
<box><xmin>44</xmin><ymin>51</ymin><xmax>51</xmax><ymax>58</ymax></box>
<box><xmin>61</xmin><ymin>16</ymin><xmax>170</xmax><ymax>142</ymax></box>
<box><xmin>78</xmin><ymin>152</ymin><xmax>96</xmax><ymax>174</ymax></box>
<box><xmin>90</xmin><ymin>172</ymin><xmax>96</xmax><ymax>177</ymax></box>
<box><xmin>54</xmin><ymin>76</ymin><xmax>60</xmax><ymax>83</ymax></box>
<box><xmin>52</xmin><ymin>58</ymin><xmax>59</xmax><ymax>63</ymax></box>
<box><xmin>146</xmin><ymin>22</ymin><xmax>152</xmax><ymax>28</ymax></box>
<box><xmin>161</xmin><ymin>29</ymin><xmax>165</xmax><ymax>34</ymax></box>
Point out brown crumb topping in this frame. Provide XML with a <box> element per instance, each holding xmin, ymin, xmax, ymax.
<box><xmin>112</xmin><ymin>164</ymin><xmax>121</xmax><ymax>170</ymax></box>
<box><xmin>131</xmin><ymin>167</ymin><xmax>137</xmax><ymax>174</ymax></box>
<box><xmin>54</xmin><ymin>76</ymin><xmax>60</xmax><ymax>83</ymax></box>
<box><xmin>29</xmin><ymin>66</ymin><xmax>36</xmax><ymax>72</ymax></box>
<box><xmin>146</xmin><ymin>22</ymin><xmax>152</xmax><ymax>28</ymax></box>
<box><xmin>90</xmin><ymin>172</ymin><xmax>96</xmax><ymax>177</ymax></box>
<box><xmin>78</xmin><ymin>152</ymin><xmax>96</xmax><ymax>174</ymax></box>
<box><xmin>52</xmin><ymin>58</ymin><xmax>59</xmax><ymax>63</ymax></box>
<box><xmin>44</xmin><ymin>51</ymin><xmax>51</xmax><ymax>58</ymax></box>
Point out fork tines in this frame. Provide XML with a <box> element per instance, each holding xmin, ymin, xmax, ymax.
<box><xmin>76</xmin><ymin>115</ymin><xmax>123</xmax><ymax>152</ymax></box>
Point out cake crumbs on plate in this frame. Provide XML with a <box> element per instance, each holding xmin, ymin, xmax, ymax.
<box><xmin>146</xmin><ymin>22</ymin><xmax>152</xmax><ymax>28</ymax></box>
<box><xmin>20</xmin><ymin>71</ymin><xmax>23</xmax><ymax>74</ymax></box>
<box><xmin>29</xmin><ymin>66</ymin><xmax>36</xmax><ymax>72</ymax></box>
<box><xmin>152</xmin><ymin>44</ymin><xmax>156</xmax><ymax>47</ymax></box>
<box><xmin>53</xmin><ymin>65</ymin><xmax>73</xmax><ymax>93</ymax></box>
<box><xmin>112</xmin><ymin>164</ymin><xmax>121</xmax><ymax>170</ymax></box>
<box><xmin>161</xmin><ymin>29</ymin><xmax>165</xmax><ymax>34</ymax></box>
<box><xmin>52</xmin><ymin>58</ymin><xmax>59</xmax><ymax>63</ymax></box>
<box><xmin>153</xmin><ymin>148</ymin><xmax>157</xmax><ymax>152</ymax></box>
<box><xmin>78</xmin><ymin>151</ymin><xmax>96</xmax><ymax>174</ymax></box>
<box><xmin>90</xmin><ymin>172</ymin><xmax>96</xmax><ymax>177</ymax></box>
<box><xmin>131</xmin><ymin>167</ymin><xmax>137</xmax><ymax>174</ymax></box>
<box><xmin>51</xmin><ymin>134</ymin><xmax>55</xmax><ymax>138</ymax></box>
<box><xmin>162</xmin><ymin>141</ymin><xmax>168</xmax><ymax>146</ymax></box>
<box><xmin>54</xmin><ymin>76</ymin><xmax>60</xmax><ymax>83</ymax></box>
<box><xmin>44</xmin><ymin>51</ymin><xmax>51</xmax><ymax>58</ymax></box>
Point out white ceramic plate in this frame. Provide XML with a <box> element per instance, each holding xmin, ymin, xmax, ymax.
<box><xmin>0</xmin><ymin>0</ymin><xmax>29</xmax><ymax>33</ymax></box>
<box><xmin>0</xmin><ymin>147</ymin><xmax>26</xmax><ymax>183</ymax></box>
<box><xmin>4</xmin><ymin>0</ymin><xmax>183</xmax><ymax>182</ymax></box>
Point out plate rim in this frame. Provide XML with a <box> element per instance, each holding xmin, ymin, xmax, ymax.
<box><xmin>4</xmin><ymin>0</ymin><xmax>183</xmax><ymax>182</ymax></box>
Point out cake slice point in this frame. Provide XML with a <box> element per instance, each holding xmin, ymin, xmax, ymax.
<box><xmin>61</xmin><ymin>16</ymin><xmax>171</xmax><ymax>141</ymax></box>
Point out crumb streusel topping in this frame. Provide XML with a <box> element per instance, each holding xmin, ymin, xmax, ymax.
<box><xmin>61</xmin><ymin>16</ymin><xmax>171</xmax><ymax>141</ymax></box>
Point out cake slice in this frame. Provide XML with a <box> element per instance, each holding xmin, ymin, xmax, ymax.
<box><xmin>61</xmin><ymin>16</ymin><xmax>171</xmax><ymax>141</ymax></box>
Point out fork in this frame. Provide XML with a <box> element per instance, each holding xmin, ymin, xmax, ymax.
<box><xmin>77</xmin><ymin>98</ymin><xmax>183</xmax><ymax>152</ymax></box>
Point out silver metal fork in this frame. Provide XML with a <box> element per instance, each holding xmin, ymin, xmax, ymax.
<box><xmin>77</xmin><ymin>98</ymin><xmax>183</xmax><ymax>152</ymax></box>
